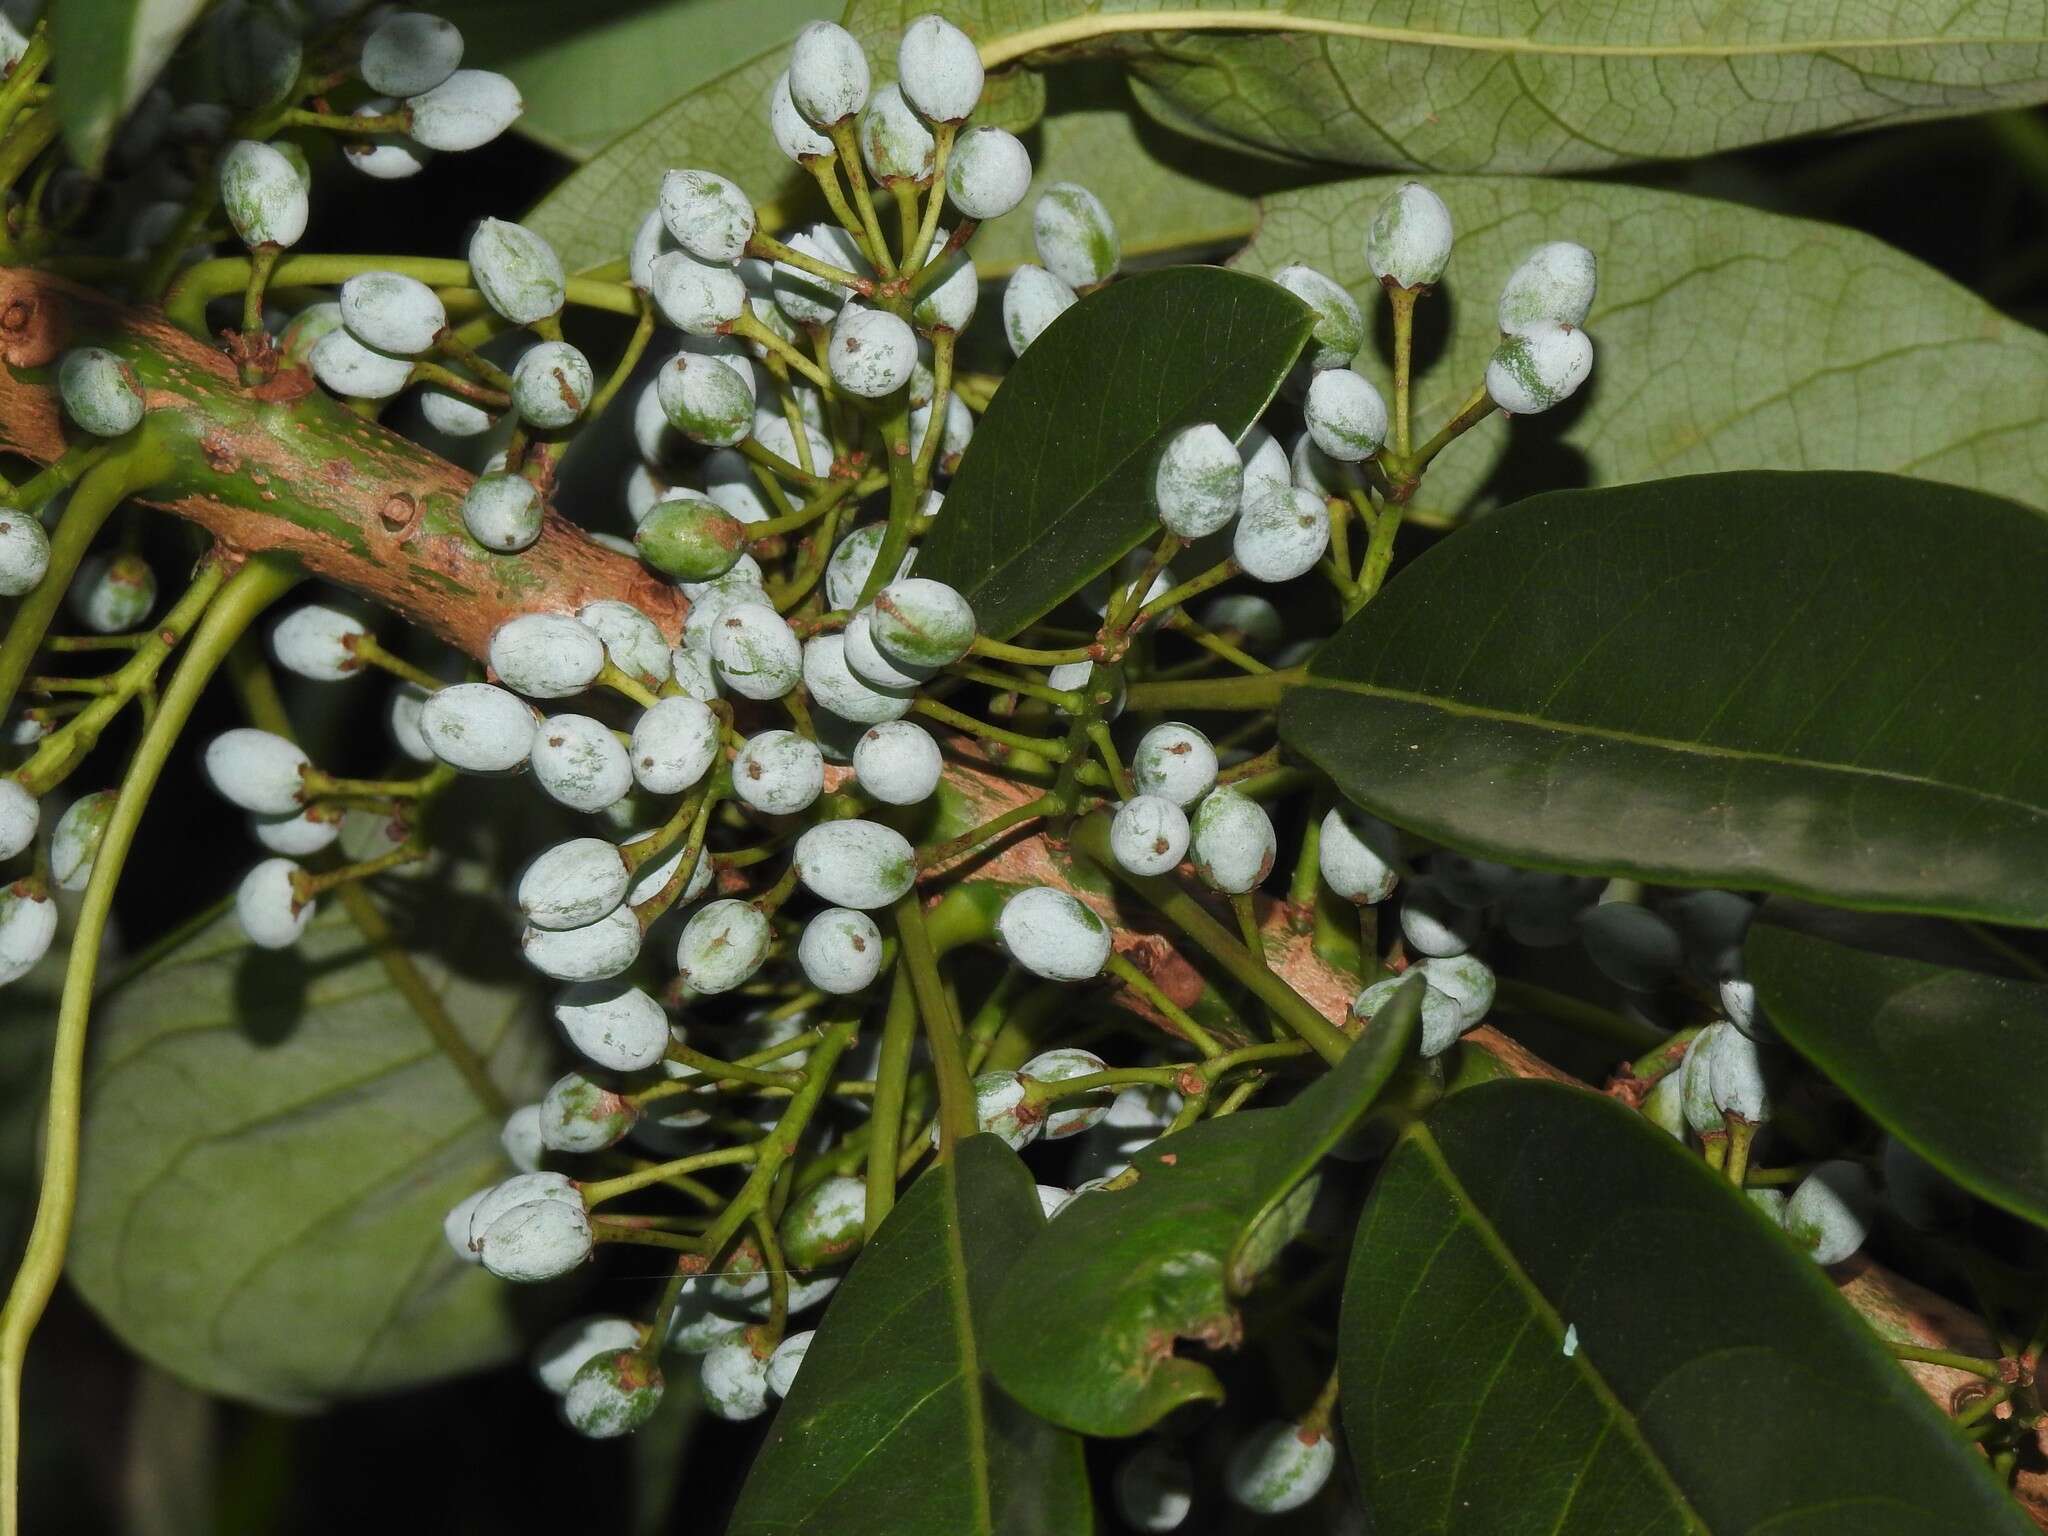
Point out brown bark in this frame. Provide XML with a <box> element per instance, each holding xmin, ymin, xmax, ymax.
<box><xmin>3</xmin><ymin>267</ymin><xmax>2036</xmax><ymax>1515</ymax></box>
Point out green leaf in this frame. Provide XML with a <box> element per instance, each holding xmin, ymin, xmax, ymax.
<box><xmin>438</xmin><ymin>0</ymin><xmax>833</xmax><ymax>161</ymax></box>
<box><xmin>1281</xmin><ymin>471</ymin><xmax>2048</xmax><ymax>927</ymax></box>
<box><xmin>1747</xmin><ymin>902</ymin><xmax>2048</xmax><ymax>1230</ymax></box>
<box><xmin>51</xmin><ymin>0</ymin><xmax>209</xmax><ymax>174</ymax></box>
<box><xmin>985</xmin><ymin>982</ymin><xmax>1420</xmax><ymax>1436</ymax></box>
<box><xmin>916</xmin><ymin>266</ymin><xmax>1311</xmax><ymax>639</ymax></box>
<box><xmin>728</xmin><ymin>1135</ymin><xmax>1091</xmax><ymax>1536</ymax></box>
<box><xmin>66</xmin><ymin>858</ymin><xmax>552</xmax><ymax>1410</ymax></box>
<box><xmin>1343</xmin><ymin>1080</ymin><xmax>2034</xmax><ymax>1536</ymax></box>
<box><xmin>1234</xmin><ymin>175</ymin><xmax>2048</xmax><ymax>517</ymax></box>
<box><xmin>848</xmin><ymin>1</ymin><xmax>2048</xmax><ymax>174</ymax></box>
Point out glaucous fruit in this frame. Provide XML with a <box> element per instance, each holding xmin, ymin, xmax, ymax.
<box><xmin>998</xmin><ymin>886</ymin><xmax>1112</xmax><ymax>982</ymax></box>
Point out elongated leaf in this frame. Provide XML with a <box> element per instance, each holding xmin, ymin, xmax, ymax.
<box><xmin>1344</xmin><ymin>1081</ymin><xmax>2034</xmax><ymax>1535</ymax></box>
<box><xmin>729</xmin><ymin>1136</ymin><xmax>1091</xmax><ymax>1536</ymax></box>
<box><xmin>1234</xmin><ymin>175</ymin><xmax>2048</xmax><ymax>517</ymax></box>
<box><xmin>51</xmin><ymin>0</ymin><xmax>209</xmax><ymax>173</ymax></box>
<box><xmin>986</xmin><ymin>982</ymin><xmax>1419</xmax><ymax>1436</ymax></box>
<box><xmin>1747</xmin><ymin>902</ymin><xmax>2048</xmax><ymax>1229</ymax></box>
<box><xmin>848</xmin><ymin>0</ymin><xmax>2048</xmax><ymax>175</ymax></box>
<box><xmin>917</xmin><ymin>266</ymin><xmax>1311</xmax><ymax>638</ymax></box>
<box><xmin>1281</xmin><ymin>471</ymin><xmax>2048</xmax><ymax>926</ymax></box>
<box><xmin>67</xmin><ymin>857</ymin><xmax>551</xmax><ymax>1410</ymax></box>
<box><xmin>439</xmin><ymin>0</ymin><xmax>832</xmax><ymax>161</ymax></box>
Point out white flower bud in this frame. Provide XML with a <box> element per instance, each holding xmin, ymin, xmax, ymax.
<box><xmin>345</xmin><ymin>96</ymin><xmax>430</xmax><ymax>180</ymax></box>
<box><xmin>1316</xmin><ymin>806</ymin><xmax>1399</xmax><ymax>904</ymax></box>
<box><xmin>1273</xmin><ymin>264</ymin><xmax>1363</xmax><ymax>371</ymax></box>
<box><xmin>270</xmin><ymin>603</ymin><xmax>366</xmax><ymax>682</ymax></box>
<box><xmin>770</xmin><ymin>69</ymin><xmax>834</xmax><ymax>162</ymax></box>
<box><xmin>1226</xmin><ymin>1420</ymin><xmax>1335</xmax><ymax>1514</ymax></box>
<box><xmin>860</xmin><ymin>83</ymin><xmax>934</xmax><ymax>183</ymax></box>
<box><xmin>407</xmin><ymin>69</ymin><xmax>522</xmax><ymax>152</ymax></box>
<box><xmin>1708</xmin><ymin>1025</ymin><xmax>1771</xmax><ymax>1124</ymax></box>
<box><xmin>732</xmin><ymin>728</ymin><xmax>824</xmax><ymax>815</ymax></box>
<box><xmin>362</xmin><ymin>10</ymin><xmax>463</xmax><ymax>97</ymax></box>
<box><xmin>675</xmin><ymin>899</ymin><xmax>772</xmax><ymax>993</ymax></box>
<box><xmin>279</xmin><ymin>303</ymin><xmax>345</xmax><ymax>367</ymax></box>
<box><xmin>388</xmin><ymin>683</ymin><xmax>433</xmax><ymax>761</ymax></box>
<box><xmin>803</xmin><ymin>633</ymin><xmax>913</xmax><ymax>723</ymax></box>
<box><xmin>1154</xmin><ymin>424</ymin><xmax>1242</xmax><ymax>539</ymax></box>
<box><xmin>1190</xmin><ymin>788</ymin><xmax>1275</xmax><ymax>894</ymax></box>
<box><xmin>788</xmin><ymin>20</ymin><xmax>869</xmax><ymax>129</ymax></box>
<box><xmin>1681</xmin><ymin>1022</ymin><xmax>1730</xmax><ymax>1135</ymax></box>
<box><xmin>898</xmin><ymin>13</ymin><xmax>983</xmax><ymax>123</ymax></box>
<box><xmin>512</xmin><ymin>341</ymin><xmax>593</xmax><ymax>430</ymax></box>
<box><xmin>827</xmin><ymin>306</ymin><xmax>918</xmax><ymax>398</ymax></box>
<box><xmin>1498</xmin><ymin>241</ymin><xmax>1597</xmax><ymax>333</ymax></box>
<box><xmin>478</xmin><ymin>1194</ymin><xmax>592</xmax><ymax>1283</ymax></box>
<box><xmin>752</xmin><ymin>411</ymin><xmax>836</xmax><ymax>480</ymax></box>
<box><xmin>625</xmin><ymin>833</ymin><xmax>712</xmax><ymax>909</ymax></box>
<box><xmin>468</xmin><ymin>218</ymin><xmax>564</xmax><ymax>326</ymax></box>
<box><xmin>540</xmin><ymin>1070</ymin><xmax>636</xmax><ymax>1153</ymax></box>
<box><xmin>468</xmin><ymin>1171</ymin><xmax>579</xmax><ymax>1247</ymax></box>
<box><xmin>204</xmin><ymin>728</ymin><xmax>308</xmax><ymax>814</ymax></box>
<box><xmin>1399</xmin><ymin>891</ymin><xmax>1477</xmax><ymax>957</ymax></box>
<box><xmin>1110</xmin><ymin>796</ymin><xmax>1190</xmax><ymax>878</ymax></box>
<box><xmin>710</xmin><ymin>601</ymin><xmax>803</xmax><ymax>700</ymax></box>
<box><xmin>311</xmin><ymin>328</ymin><xmax>413</xmax><ymax>399</ymax></box>
<box><xmin>1486</xmin><ymin>324</ymin><xmax>1594</xmax><ymax>415</ymax></box>
<box><xmin>459</xmin><ymin>471</ymin><xmax>540</xmax><ymax>554</ymax></box>
<box><xmin>0</xmin><ymin>882</ymin><xmax>56</xmax><ymax>986</ymax></box>
<box><xmin>1115</xmin><ymin>1443</ymin><xmax>1194</xmax><ymax>1533</ymax></box>
<box><xmin>579</xmin><ymin>601</ymin><xmax>670</xmax><ymax>688</ymax></box>
<box><xmin>658</xmin><ymin>168</ymin><xmax>755</xmax><ymax>268</ymax></box>
<box><xmin>798</xmin><ymin>906</ymin><xmax>884</xmax><ymax>995</ymax></box>
<box><xmin>339</xmin><ymin>271</ymin><xmax>445</xmax><ymax>356</ymax></box>
<box><xmin>1417</xmin><ymin>952</ymin><xmax>1495</xmax><ymax>1026</ymax></box>
<box><xmin>0</xmin><ymin>510</ymin><xmax>50</xmax><ymax>598</ymax></box>
<box><xmin>1786</xmin><ymin>1160</ymin><xmax>1876</xmax><ymax>1266</ymax></box>
<box><xmin>534</xmin><ymin>1315</ymin><xmax>642</xmax><ymax>1396</ymax></box>
<box><xmin>851</xmin><ymin>719</ymin><xmax>941</xmax><ymax>805</ymax></box>
<box><xmin>236</xmin><ymin>857</ymin><xmax>312</xmax><ymax>949</ymax></box>
<box><xmin>1642</xmin><ymin>1067</ymin><xmax>1688</xmax><ymax>1141</ymax></box>
<box><xmin>532</xmin><ymin>714</ymin><xmax>633</xmax><ymax>814</ymax></box>
<box><xmin>911</xmin><ymin>242</ymin><xmax>977</xmax><ymax>332</ymax></box>
<box><xmin>1048</xmin><ymin>658</ymin><xmax>1123</xmax><ymax>718</ymax></box>
<box><xmin>58</xmin><ymin>348</ymin><xmax>144</xmax><ymax>437</ymax></box>
<box><xmin>843</xmin><ymin>610</ymin><xmax>929</xmax><ymax>690</ymax></box>
<box><xmin>68</xmin><ymin>554</ymin><xmax>155</xmax><ymax>634</ymax></box>
<box><xmin>946</xmin><ymin>126</ymin><xmax>1031</xmax><ymax>220</ymax></box>
<box><xmin>652</xmin><ymin>249</ymin><xmax>747</xmax><ymax>337</ymax></box>
<box><xmin>700</xmin><ymin>1336</ymin><xmax>771</xmax><ymax>1421</ymax></box>
<box><xmin>998</xmin><ymin>886</ymin><xmax>1111</xmax><ymax>982</ymax></box>
<box><xmin>1366</xmin><ymin>181</ymin><xmax>1453</xmax><ymax>290</ymax></box>
<box><xmin>250</xmin><ymin>804</ymin><xmax>342</xmax><ymax>857</ymax></box>
<box><xmin>499</xmin><ymin>1102</ymin><xmax>543</xmax><ymax>1171</ymax></box>
<box><xmin>910</xmin><ymin>393</ymin><xmax>974</xmax><ymax>469</ymax></box>
<box><xmin>930</xmin><ymin>1070</ymin><xmax>1036</xmax><ymax>1150</ymax></box>
<box><xmin>420</xmin><ymin>682</ymin><xmax>538</xmax><ymax>773</ymax></box>
<box><xmin>824</xmin><ymin>524</ymin><xmax>913</xmax><ymax>613</ymax></box>
<box><xmin>1020</xmin><ymin>1047</ymin><xmax>1113</xmax><ymax>1139</ymax></box>
<box><xmin>219</xmin><ymin>140</ymin><xmax>306</xmax><ymax>248</ymax></box>
<box><xmin>490</xmin><ymin>613</ymin><xmax>606</xmax><ymax>700</ymax></box>
<box><xmin>1304</xmin><ymin>368</ymin><xmax>1387</xmax><ymax>462</ymax></box>
<box><xmin>1721</xmin><ymin>975</ymin><xmax>1772</xmax><ymax>1042</ymax></box>
<box><xmin>1577</xmin><ymin>901</ymin><xmax>1682</xmax><ymax>991</ymax></box>
<box><xmin>1131</xmin><ymin>723</ymin><xmax>1216</xmax><ymax>807</ymax></box>
<box><xmin>0</xmin><ymin>778</ymin><xmax>38</xmax><ymax>860</ymax></box>
<box><xmin>443</xmin><ymin>1190</ymin><xmax>488</xmax><ymax>1265</ymax></box>
<box><xmin>763</xmin><ymin>1331</ymin><xmax>813</xmax><ymax>1399</ymax></box>
<box><xmin>1001</xmin><ymin>264</ymin><xmax>1075</xmax><ymax>357</ymax></box>
<box><xmin>523</xmin><ymin>906</ymin><xmax>641</xmax><ymax>982</ymax></box>
<box><xmin>1238</xmin><ymin>425</ymin><xmax>1289</xmax><ymax>509</ymax></box>
<box><xmin>519</xmin><ymin>838</ymin><xmax>630</xmax><ymax>931</ymax></box>
<box><xmin>1234</xmin><ymin>486</ymin><xmax>1330</xmax><ymax>585</ymax></box>
<box><xmin>556</xmin><ymin>980</ymin><xmax>668</xmax><ymax>1072</ymax></box>
<box><xmin>794</xmin><ymin>819</ymin><xmax>916</xmax><ymax>910</ymax></box>
<box><xmin>868</xmin><ymin>577</ymin><xmax>974</xmax><ymax>668</ymax></box>
<box><xmin>1033</xmin><ymin>182</ymin><xmax>1118</xmax><ymax>289</ymax></box>
<box><xmin>627</xmin><ymin>697</ymin><xmax>719</xmax><ymax>796</ymax></box>
<box><xmin>561</xmin><ymin>1349</ymin><xmax>665</xmax><ymax>1438</ymax></box>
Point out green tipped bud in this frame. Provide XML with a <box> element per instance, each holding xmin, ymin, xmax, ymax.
<box><xmin>468</xmin><ymin>218</ymin><xmax>564</xmax><ymax>326</ymax></box>
<box><xmin>1365</xmin><ymin>180</ymin><xmax>1453</xmax><ymax>290</ymax></box>
<box><xmin>1154</xmin><ymin>423</ymin><xmax>1242</xmax><ymax>538</ymax></box>
<box><xmin>406</xmin><ymin>69</ymin><xmax>522</xmax><ymax>152</ymax></box>
<box><xmin>1498</xmin><ymin>240</ymin><xmax>1597</xmax><ymax>334</ymax></box>
<box><xmin>1486</xmin><ymin>324</ymin><xmax>1594</xmax><ymax>415</ymax></box>
<box><xmin>779</xmin><ymin>1176</ymin><xmax>866</xmax><ymax>1269</ymax></box>
<box><xmin>946</xmin><ymin>127</ymin><xmax>1032</xmax><ymax>220</ymax></box>
<box><xmin>860</xmin><ymin>84</ymin><xmax>935</xmax><ymax>184</ymax></box>
<box><xmin>463</xmin><ymin>471</ymin><xmax>543</xmax><ymax>554</ymax></box>
<box><xmin>868</xmin><ymin>576</ymin><xmax>975</xmax><ymax>669</ymax></box>
<box><xmin>637</xmin><ymin>491</ymin><xmax>746</xmax><ymax>582</ymax></box>
<box><xmin>793</xmin><ymin>819</ymin><xmax>916</xmax><ymax>910</ymax></box>
<box><xmin>511</xmin><ymin>341</ymin><xmax>594</xmax><ymax>430</ymax></box>
<box><xmin>1303</xmin><ymin>368</ymin><xmax>1387</xmax><ymax>462</ymax></box>
<box><xmin>1190</xmin><ymin>787</ymin><xmax>1276</xmax><ymax>894</ymax></box>
<box><xmin>997</xmin><ymin>886</ymin><xmax>1111</xmax><ymax>983</ymax></box>
<box><xmin>1033</xmin><ymin>182</ymin><xmax>1119</xmax><ymax>289</ymax></box>
<box><xmin>219</xmin><ymin>139</ymin><xmax>307</xmax><ymax>249</ymax></box>
<box><xmin>58</xmin><ymin>348</ymin><xmax>144</xmax><ymax>438</ymax></box>
<box><xmin>1273</xmin><ymin>263</ymin><xmax>1363</xmax><ymax>371</ymax></box>
<box><xmin>660</xmin><ymin>169</ymin><xmax>755</xmax><ymax>266</ymax></box>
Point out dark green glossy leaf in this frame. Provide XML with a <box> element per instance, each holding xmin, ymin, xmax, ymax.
<box><xmin>1747</xmin><ymin>902</ymin><xmax>2048</xmax><ymax>1230</ymax></box>
<box><xmin>51</xmin><ymin>0</ymin><xmax>208</xmax><ymax>174</ymax></box>
<box><xmin>1343</xmin><ymin>1080</ymin><xmax>2033</xmax><ymax>1535</ymax></box>
<box><xmin>917</xmin><ymin>267</ymin><xmax>1311</xmax><ymax>639</ymax></box>
<box><xmin>1281</xmin><ymin>471</ymin><xmax>2048</xmax><ymax>927</ymax></box>
<box><xmin>985</xmin><ymin>981</ymin><xmax>1420</xmax><ymax>1436</ymax></box>
<box><xmin>729</xmin><ymin>1135</ymin><xmax>1091</xmax><ymax>1536</ymax></box>
<box><xmin>66</xmin><ymin>855</ymin><xmax>551</xmax><ymax>1410</ymax></box>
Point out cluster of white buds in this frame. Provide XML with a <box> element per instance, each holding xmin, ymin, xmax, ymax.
<box><xmin>1487</xmin><ymin>241</ymin><xmax>1598</xmax><ymax>415</ymax></box>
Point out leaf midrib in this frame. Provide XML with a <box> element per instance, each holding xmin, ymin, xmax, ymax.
<box><xmin>979</xmin><ymin>11</ymin><xmax>2048</xmax><ymax>70</ymax></box>
<box><xmin>1295</xmin><ymin>676</ymin><xmax>2048</xmax><ymax>823</ymax></box>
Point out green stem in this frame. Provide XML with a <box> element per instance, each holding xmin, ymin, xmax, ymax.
<box><xmin>0</xmin><ymin>554</ymin><xmax>297</xmax><ymax>1534</ymax></box>
<box><xmin>1103</xmin><ymin>952</ymin><xmax>1223</xmax><ymax>1058</ymax></box>
<box><xmin>580</xmin><ymin>1144</ymin><xmax>759</xmax><ymax>1208</ymax></box>
<box><xmin>865</xmin><ymin>966</ymin><xmax>918</xmax><ymax>1235</ymax></box>
<box><xmin>1886</xmin><ymin>1343</ymin><xmax>2003</xmax><ymax>1381</ymax></box>
<box><xmin>854</xmin><ymin>400</ymin><xmax>918</xmax><ymax>610</ymax></box>
<box><xmin>1122</xmin><ymin>668</ymin><xmax>1304</xmax><ymax>714</ymax></box>
<box><xmin>895</xmin><ymin>894</ymin><xmax>973</xmax><ymax>1154</ymax></box>
<box><xmin>826</xmin><ymin>120</ymin><xmax>896</xmax><ymax>276</ymax></box>
<box><xmin>1388</xmin><ymin>286</ymin><xmax>1418</xmax><ymax>458</ymax></box>
<box><xmin>912</xmin><ymin>699</ymin><xmax>1066</xmax><ymax>761</ymax></box>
